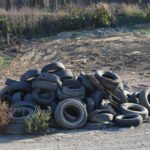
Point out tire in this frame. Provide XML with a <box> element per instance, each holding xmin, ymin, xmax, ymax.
<box><xmin>107</xmin><ymin>88</ymin><xmax>128</xmax><ymax>104</ymax></box>
<box><xmin>114</xmin><ymin>114</ymin><xmax>143</xmax><ymax>127</ymax></box>
<box><xmin>84</xmin><ymin>97</ymin><xmax>94</xmax><ymax>113</ymax></box>
<box><xmin>8</xmin><ymin>81</ymin><xmax>31</xmax><ymax>95</ymax></box>
<box><xmin>124</xmin><ymin>90</ymin><xmax>132</xmax><ymax>100</ymax></box>
<box><xmin>91</xmin><ymin>90</ymin><xmax>109</xmax><ymax>109</ymax></box>
<box><xmin>120</xmin><ymin>103</ymin><xmax>148</xmax><ymax>120</ymax></box>
<box><xmin>101</xmin><ymin>100</ymin><xmax>120</xmax><ymax>116</ymax></box>
<box><xmin>39</xmin><ymin>93</ymin><xmax>51</xmax><ymax>99</ymax></box>
<box><xmin>53</xmin><ymin>69</ymin><xmax>73</xmax><ymax>81</ymax></box>
<box><xmin>20</xmin><ymin>69</ymin><xmax>41</xmax><ymax>82</ymax></box>
<box><xmin>87</xmin><ymin>74</ymin><xmax>104</xmax><ymax>90</ymax></box>
<box><xmin>62</xmin><ymin>79</ymin><xmax>82</xmax><ymax>87</ymax></box>
<box><xmin>37</xmin><ymin>73</ymin><xmax>62</xmax><ymax>87</ymax></box>
<box><xmin>0</xmin><ymin>86</ymin><xmax>8</xmax><ymax>95</ymax></box>
<box><xmin>12</xmin><ymin>101</ymin><xmax>37</xmax><ymax>111</ymax></box>
<box><xmin>78</xmin><ymin>72</ymin><xmax>95</xmax><ymax>93</ymax></box>
<box><xmin>54</xmin><ymin>99</ymin><xmax>87</xmax><ymax>129</ymax></box>
<box><xmin>32</xmin><ymin>89</ymin><xmax>56</xmax><ymax>105</ymax></box>
<box><xmin>138</xmin><ymin>88</ymin><xmax>150</xmax><ymax>113</ymax></box>
<box><xmin>32</xmin><ymin>80</ymin><xmax>58</xmax><ymax>91</ymax></box>
<box><xmin>41</xmin><ymin>62</ymin><xmax>65</xmax><ymax>73</ymax></box>
<box><xmin>88</xmin><ymin>109</ymin><xmax>113</xmax><ymax>123</ymax></box>
<box><xmin>10</xmin><ymin>107</ymin><xmax>35</xmax><ymax>124</ymax></box>
<box><xmin>64</xmin><ymin>111</ymin><xmax>78</xmax><ymax>122</ymax></box>
<box><xmin>95</xmin><ymin>70</ymin><xmax>121</xmax><ymax>89</ymax></box>
<box><xmin>50</xmin><ymin>101</ymin><xmax>57</xmax><ymax>114</ymax></box>
<box><xmin>61</xmin><ymin>86</ymin><xmax>85</xmax><ymax>97</ymax></box>
<box><xmin>4</xmin><ymin>123</ymin><xmax>26</xmax><ymax>134</ymax></box>
<box><xmin>129</xmin><ymin>93</ymin><xmax>139</xmax><ymax>104</ymax></box>
<box><xmin>57</xmin><ymin>89</ymin><xmax>85</xmax><ymax>100</ymax></box>
<box><xmin>5</xmin><ymin>78</ymin><xmax>17</xmax><ymax>86</ymax></box>
<box><xmin>12</xmin><ymin>92</ymin><xmax>24</xmax><ymax>104</ymax></box>
<box><xmin>24</xmin><ymin>93</ymin><xmax>36</xmax><ymax>105</ymax></box>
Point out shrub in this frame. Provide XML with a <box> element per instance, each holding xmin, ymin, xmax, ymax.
<box><xmin>0</xmin><ymin>17</ymin><xmax>10</xmax><ymax>44</ymax></box>
<box><xmin>25</xmin><ymin>106</ymin><xmax>51</xmax><ymax>133</ymax></box>
<box><xmin>0</xmin><ymin>100</ymin><xmax>10</xmax><ymax>131</ymax></box>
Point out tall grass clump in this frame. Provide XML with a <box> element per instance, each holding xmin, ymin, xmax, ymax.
<box><xmin>25</xmin><ymin>107</ymin><xmax>51</xmax><ymax>133</ymax></box>
<box><xmin>0</xmin><ymin>3</ymin><xmax>115</xmax><ymax>43</ymax></box>
<box><xmin>0</xmin><ymin>2</ymin><xmax>150</xmax><ymax>44</ymax></box>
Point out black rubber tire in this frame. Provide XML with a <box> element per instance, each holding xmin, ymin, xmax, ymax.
<box><xmin>8</xmin><ymin>81</ymin><xmax>31</xmax><ymax>95</ymax></box>
<box><xmin>107</xmin><ymin>88</ymin><xmax>128</xmax><ymax>104</ymax></box>
<box><xmin>138</xmin><ymin>88</ymin><xmax>150</xmax><ymax>113</ymax></box>
<box><xmin>50</xmin><ymin>101</ymin><xmax>57</xmax><ymax>114</ymax></box>
<box><xmin>88</xmin><ymin>109</ymin><xmax>113</xmax><ymax>123</ymax></box>
<box><xmin>78</xmin><ymin>72</ymin><xmax>95</xmax><ymax>93</ymax></box>
<box><xmin>129</xmin><ymin>93</ymin><xmax>139</xmax><ymax>104</ymax></box>
<box><xmin>91</xmin><ymin>90</ymin><xmax>109</xmax><ymax>109</ymax></box>
<box><xmin>114</xmin><ymin>114</ymin><xmax>143</xmax><ymax>127</ymax></box>
<box><xmin>5</xmin><ymin>78</ymin><xmax>17</xmax><ymax>86</ymax></box>
<box><xmin>41</xmin><ymin>62</ymin><xmax>65</xmax><ymax>73</ymax></box>
<box><xmin>57</xmin><ymin>89</ymin><xmax>85</xmax><ymax>100</ymax></box>
<box><xmin>124</xmin><ymin>90</ymin><xmax>132</xmax><ymax>101</ymax></box>
<box><xmin>4</xmin><ymin>123</ymin><xmax>26</xmax><ymax>134</ymax></box>
<box><xmin>101</xmin><ymin>100</ymin><xmax>120</xmax><ymax>116</ymax></box>
<box><xmin>24</xmin><ymin>93</ymin><xmax>36</xmax><ymax>105</ymax></box>
<box><xmin>62</xmin><ymin>79</ymin><xmax>82</xmax><ymax>87</ymax></box>
<box><xmin>0</xmin><ymin>86</ymin><xmax>8</xmax><ymax>95</ymax></box>
<box><xmin>37</xmin><ymin>73</ymin><xmax>62</xmax><ymax>87</ymax></box>
<box><xmin>84</xmin><ymin>97</ymin><xmax>95</xmax><ymax>113</ymax></box>
<box><xmin>10</xmin><ymin>107</ymin><xmax>35</xmax><ymax>124</ymax></box>
<box><xmin>54</xmin><ymin>99</ymin><xmax>87</xmax><ymax>129</ymax></box>
<box><xmin>32</xmin><ymin>80</ymin><xmax>58</xmax><ymax>91</ymax></box>
<box><xmin>53</xmin><ymin>69</ymin><xmax>73</xmax><ymax>80</ymax></box>
<box><xmin>61</xmin><ymin>86</ymin><xmax>85</xmax><ymax>97</ymax></box>
<box><xmin>12</xmin><ymin>92</ymin><xmax>24</xmax><ymax>104</ymax></box>
<box><xmin>32</xmin><ymin>89</ymin><xmax>56</xmax><ymax>105</ymax></box>
<box><xmin>39</xmin><ymin>93</ymin><xmax>51</xmax><ymax>99</ymax></box>
<box><xmin>95</xmin><ymin>70</ymin><xmax>121</xmax><ymax>89</ymax></box>
<box><xmin>86</xmin><ymin>74</ymin><xmax>104</xmax><ymax>90</ymax></box>
<box><xmin>20</xmin><ymin>69</ymin><xmax>41</xmax><ymax>82</ymax></box>
<box><xmin>12</xmin><ymin>101</ymin><xmax>37</xmax><ymax>111</ymax></box>
<box><xmin>64</xmin><ymin>111</ymin><xmax>78</xmax><ymax>122</ymax></box>
<box><xmin>120</xmin><ymin>103</ymin><xmax>148</xmax><ymax>120</ymax></box>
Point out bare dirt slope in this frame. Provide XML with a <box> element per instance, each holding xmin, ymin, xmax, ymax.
<box><xmin>0</xmin><ymin>26</ymin><xmax>150</xmax><ymax>150</ymax></box>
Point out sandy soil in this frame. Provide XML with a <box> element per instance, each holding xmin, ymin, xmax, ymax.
<box><xmin>0</xmin><ymin>26</ymin><xmax>150</xmax><ymax>150</ymax></box>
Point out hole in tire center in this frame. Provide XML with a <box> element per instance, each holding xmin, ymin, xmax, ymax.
<box><xmin>148</xmin><ymin>94</ymin><xmax>150</xmax><ymax>104</ymax></box>
<box><xmin>128</xmin><ymin>107</ymin><xmax>140</xmax><ymax>111</ymax></box>
<box><xmin>123</xmin><ymin>116</ymin><xmax>136</xmax><ymax>119</ymax></box>
<box><xmin>14</xmin><ymin>109</ymin><xmax>29</xmax><ymax>117</ymax></box>
<box><xmin>103</xmin><ymin>74</ymin><xmax>114</xmax><ymax>80</ymax></box>
<box><xmin>65</xmin><ymin>106</ymin><xmax>79</xmax><ymax>117</ymax></box>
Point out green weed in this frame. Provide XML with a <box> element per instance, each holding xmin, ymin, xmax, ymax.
<box><xmin>25</xmin><ymin>107</ymin><xmax>51</xmax><ymax>133</ymax></box>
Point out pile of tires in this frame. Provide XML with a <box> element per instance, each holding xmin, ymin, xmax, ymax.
<box><xmin>1</xmin><ymin>62</ymin><xmax>150</xmax><ymax>133</ymax></box>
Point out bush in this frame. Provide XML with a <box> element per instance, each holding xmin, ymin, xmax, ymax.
<box><xmin>0</xmin><ymin>100</ymin><xmax>10</xmax><ymax>131</ymax></box>
<box><xmin>0</xmin><ymin>17</ymin><xmax>10</xmax><ymax>44</ymax></box>
<box><xmin>25</xmin><ymin>106</ymin><xmax>51</xmax><ymax>133</ymax></box>
<box><xmin>62</xmin><ymin>3</ymin><xmax>115</xmax><ymax>30</ymax></box>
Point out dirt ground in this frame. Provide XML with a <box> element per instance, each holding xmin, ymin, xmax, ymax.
<box><xmin>0</xmin><ymin>26</ymin><xmax>150</xmax><ymax>149</ymax></box>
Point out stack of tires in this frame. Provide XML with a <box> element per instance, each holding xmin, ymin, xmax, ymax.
<box><xmin>1</xmin><ymin>62</ymin><xmax>150</xmax><ymax>133</ymax></box>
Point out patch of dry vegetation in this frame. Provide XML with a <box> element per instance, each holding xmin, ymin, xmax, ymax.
<box><xmin>0</xmin><ymin>1</ymin><xmax>150</xmax><ymax>44</ymax></box>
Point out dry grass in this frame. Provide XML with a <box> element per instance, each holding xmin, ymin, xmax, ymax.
<box><xmin>0</xmin><ymin>100</ymin><xmax>11</xmax><ymax>131</ymax></box>
<box><xmin>0</xmin><ymin>2</ymin><xmax>150</xmax><ymax>44</ymax></box>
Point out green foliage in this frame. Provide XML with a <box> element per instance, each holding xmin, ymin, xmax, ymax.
<box><xmin>0</xmin><ymin>52</ymin><xmax>14</xmax><ymax>70</ymax></box>
<box><xmin>25</xmin><ymin>107</ymin><xmax>51</xmax><ymax>133</ymax></box>
<box><xmin>63</xmin><ymin>3</ymin><xmax>114</xmax><ymax>29</ymax></box>
<box><xmin>0</xmin><ymin>17</ymin><xmax>10</xmax><ymax>44</ymax></box>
